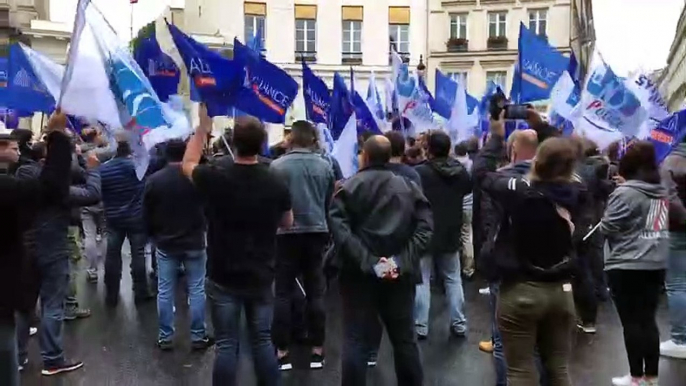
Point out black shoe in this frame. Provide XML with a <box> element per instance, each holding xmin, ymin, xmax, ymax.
<box><xmin>278</xmin><ymin>354</ymin><xmax>292</xmax><ymax>371</ymax></box>
<box><xmin>18</xmin><ymin>358</ymin><xmax>28</xmax><ymax>372</ymax></box>
<box><xmin>41</xmin><ymin>360</ymin><xmax>84</xmax><ymax>376</ymax></box>
<box><xmin>191</xmin><ymin>336</ymin><xmax>215</xmax><ymax>351</ymax></box>
<box><xmin>450</xmin><ymin>327</ymin><xmax>467</xmax><ymax>338</ymax></box>
<box><xmin>157</xmin><ymin>339</ymin><xmax>174</xmax><ymax>351</ymax></box>
<box><xmin>134</xmin><ymin>292</ymin><xmax>155</xmax><ymax>305</ymax></box>
<box><xmin>417</xmin><ymin>333</ymin><xmax>428</xmax><ymax>341</ymax></box>
<box><xmin>310</xmin><ymin>353</ymin><xmax>325</xmax><ymax>369</ymax></box>
<box><xmin>105</xmin><ymin>295</ymin><xmax>119</xmax><ymax>307</ymax></box>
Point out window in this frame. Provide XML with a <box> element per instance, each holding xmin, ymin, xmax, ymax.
<box><xmin>488</xmin><ymin>12</ymin><xmax>507</xmax><ymax>38</ymax></box>
<box><xmin>244</xmin><ymin>2</ymin><xmax>266</xmax><ymax>46</ymax></box>
<box><xmin>244</xmin><ymin>15</ymin><xmax>266</xmax><ymax>47</ymax></box>
<box><xmin>450</xmin><ymin>14</ymin><xmax>467</xmax><ymax>39</ymax></box>
<box><xmin>528</xmin><ymin>9</ymin><xmax>547</xmax><ymax>36</ymax></box>
<box><xmin>389</xmin><ymin>24</ymin><xmax>410</xmax><ymax>54</ymax></box>
<box><xmin>447</xmin><ymin>71</ymin><xmax>469</xmax><ymax>85</ymax></box>
<box><xmin>486</xmin><ymin>71</ymin><xmax>507</xmax><ymax>88</ymax></box>
<box><xmin>295</xmin><ymin>5</ymin><xmax>317</xmax><ymax>60</ymax></box>
<box><xmin>342</xmin><ymin>21</ymin><xmax>362</xmax><ymax>62</ymax></box>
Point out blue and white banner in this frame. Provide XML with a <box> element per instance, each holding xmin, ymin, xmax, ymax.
<box><xmin>391</xmin><ymin>50</ymin><xmax>435</xmax><ymax>135</ymax></box>
<box><xmin>512</xmin><ymin>23</ymin><xmax>569</xmax><ymax>103</ymax></box>
<box><xmin>1</xmin><ymin>44</ymin><xmax>56</xmax><ymax>113</ymax></box>
<box><xmin>134</xmin><ymin>36</ymin><xmax>180</xmax><ymax>103</ymax></box>
<box><xmin>649</xmin><ymin>109</ymin><xmax>686</xmax><ymax>163</ymax></box>
<box><xmin>625</xmin><ymin>72</ymin><xmax>670</xmax><ymax>140</ymax></box>
<box><xmin>446</xmin><ymin>74</ymin><xmax>480</xmax><ymax>144</ymax></box>
<box><xmin>366</xmin><ymin>72</ymin><xmax>385</xmax><ymax>121</ymax></box>
<box><xmin>302</xmin><ymin>60</ymin><xmax>330</xmax><ymax>125</ymax></box>
<box><xmin>570</xmin><ymin>49</ymin><xmax>647</xmax><ymax>149</ymax></box>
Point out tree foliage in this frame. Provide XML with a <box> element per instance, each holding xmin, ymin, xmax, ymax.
<box><xmin>129</xmin><ymin>21</ymin><xmax>155</xmax><ymax>53</ymax></box>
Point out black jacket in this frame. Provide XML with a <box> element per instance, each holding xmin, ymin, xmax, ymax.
<box><xmin>328</xmin><ymin>166</ymin><xmax>433</xmax><ymax>284</ymax></box>
<box><xmin>0</xmin><ymin>132</ymin><xmax>72</xmax><ymax>319</ymax></box>
<box><xmin>481</xmin><ymin>173</ymin><xmax>583</xmax><ymax>283</ymax></box>
<box><xmin>416</xmin><ymin>158</ymin><xmax>471</xmax><ymax>254</ymax></box>
<box><xmin>472</xmin><ymin>135</ymin><xmax>507</xmax><ymax>263</ymax></box>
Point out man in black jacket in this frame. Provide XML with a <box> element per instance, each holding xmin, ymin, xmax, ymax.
<box><xmin>329</xmin><ymin>135</ymin><xmax>432</xmax><ymax>386</ymax></box>
<box><xmin>414</xmin><ymin>131</ymin><xmax>471</xmax><ymax>339</ymax></box>
<box><xmin>144</xmin><ymin>139</ymin><xmax>212</xmax><ymax>351</ymax></box>
<box><xmin>0</xmin><ymin>112</ymin><xmax>71</xmax><ymax>386</ymax></box>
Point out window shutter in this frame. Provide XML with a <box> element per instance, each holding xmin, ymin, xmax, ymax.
<box><xmin>388</xmin><ymin>6</ymin><xmax>410</xmax><ymax>24</ymax></box>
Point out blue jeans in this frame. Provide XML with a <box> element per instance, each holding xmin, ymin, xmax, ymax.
<box><xmin>206</xmin><ymin>280</ymin><xmax>280</xmax><ymax>386</ymax></box>
<box><xmin>39</xmin><ymin>258</ymin><xmax>69</xmax><ymax>367</ymax></box>
<box><xmin>0</xmin><ymin>318</ymin><xmax>19</xmax><ymax>386</ymax></box>
<box><xmin>667</xmin><ymin>233</ymin><xmax>686</xmax><ymax>344</ymax></box>
<box><xmin>414</xmin><ymin>252</ymin><xmax>466</xmax><ymax>335</ymax></box>
<box><xmin>157</xmin><ymin>249</ymin><xmax>207</xmax><ymax>343</ymax></box>
<box><xmin>104</xmin><ymin>225</ymin><xmax>149</xmax><ymax>299</ymax></box>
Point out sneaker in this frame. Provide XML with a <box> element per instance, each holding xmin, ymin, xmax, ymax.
<box><xmin>660</xmin><ymin>339</ymin><xmax>686</xmax><ymax>359</ymax></box>
<box><xmin>157</xmin><ymin>339</ymin><xmax>173</xmax><ymax>351</ymax></box>
<box><xmin>191</xmin><ymin>336</ymin><xmax>215</xmax><ymax>351</ymax></box>
<box><xmin>29</xmin><ymin>327</ymin><xmax>38</xmax><ymax>337</ymax></box>
<box><xmin>417</xmin><ymin>333</ymin><xmax>428</xmax><ymax>341</ymax></box>
<box><xmin>134</xmin><ymin>292</ymin><xmax>155</xmax><ymax>305</ymax></box>
<box><xmin>86</xmin><ymin>270</ymin><xmax>98</xmax><ymax>283</ymax></box>
<box><xmin>367</xmin><ymin>360</ymin><xmax>377</xmax><ymax>368</ymax></box>
<box><xmin>64</xmin><ymin>308</ymin><xmax>91</xmax><ymax>321</ymax></box>
<box><xmin>278</xmin><ymin>354</ymin><xmax>292</xmax><ymax>371</ymax></box>
<box><xmin>479</xmin><ymin>340</ymin><xmax>494</xmax><ymax>353</ymax></box>
<box><xmin>41</xmin><ymin>360</ymin><xmax>84</xmax><ymax>376</ymax></box>
<box><xmin>478</xmin><ymin>287</ymin><xmax>491</xmax><ymax>295</ymax></box>
<box><xmin>611</xmin><ymin>374</ymin><xmax>642</xmax><ymax>386</ymax></box>
<box><xmin>310</xmin><ymin>353</ymin><xmax>325</xmax><ymax>369</ymax></box>
<box><xmin>577</xmin><ymin>323</ymin><xmax>597</xmax><ymax>334</ymax></box>
<box><xmin>450</xmin><ymin>327</ymin><xmax>467</xmax><ymax>338</ymax></box>
<box><xmin>18</xmin><ymin>358</ymin><xmax>28</xmax><ymax>372</ymax></box>
<box><xmin>643</xmin><ymin>377</ymin><xmax>659</xmax><ymax>386</ymax></box>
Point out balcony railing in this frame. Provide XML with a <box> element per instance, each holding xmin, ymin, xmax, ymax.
<box><xmin>446</xmin><ymin>38</ymin><xmax>469</xmax><ymax>52</ymax></box>
<box><xmin>342</xmin><ymin>52</ymin><xmax>363</xmax><ymax>65</ymax></box>
<box><xmin>487</xmin><ymin>36</ymin><xmax>508</xmax><ymax>50</ymax></box>
<box><xmin>296</xmin><ymin>51</ymin><xmax>317</xmax><ymax>63</ymax></box>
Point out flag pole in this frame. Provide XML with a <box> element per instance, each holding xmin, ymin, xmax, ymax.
<box><xmin>130</xmin><ymin>2</ymin><xmax>134</xmax><ymax>41</ymax></box>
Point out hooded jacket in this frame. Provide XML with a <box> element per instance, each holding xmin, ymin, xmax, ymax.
<box><xmin>416</xmin><ymin>157</ymin><xmax>472</xmax><ymax>254</ymax></box>
<box><xmin>660</xmin><ymin>143</ymin><xmax>686</xmax><ymax>233</ymax></box>
<box><xmin>601</xmin><ymin>180</ymin><xmax>669</xmax><ymax>271</ymax></box>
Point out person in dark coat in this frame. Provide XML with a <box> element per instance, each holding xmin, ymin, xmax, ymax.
<box><xmin>0</xmin><ymin>112</ymin><xmax>72</xmax><ymax>385</ymax></box>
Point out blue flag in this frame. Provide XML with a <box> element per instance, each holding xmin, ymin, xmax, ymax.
<box><xmin>349</xmin><ymin>69</ymin><xmax>380</xmax><ymax>135</ymax></box>
<box><xmin>3</xmin><ymin>44</ymin><xmax>55</xmax><ymax>113</ymax></box>
<box><xmin>513</xmin><ymin>23</ymin><xmax>570</xmax><ymax>103</ymax></box>
<box><xmin>329</xmin><ymin>72</ymin><xmax>354</xmax><ymax>140</ymax></box>
<box><xmin>167</xmin><ymin>22</ymin><xmax>242</xmax><ymax>116</ymax></box>
<box><xmin>650</xmin><ymin>109</ymin><xmax>686</xmax><ymax>163</ymax></box>
<box><xmin>134</xmin><ymin>36</ymin><xmax>180</xmax><ymax>102</ymax></box>
<box><xmin>231</xmin><ymin>39</ymin><xmax>299</xmax><ymax>124</ymax></box>
<box><xmin>247</xmin><ymin>27</ymin><xmax>266</xmax><ymax>59</ymax></box>
<box><xmin>302</xmin><ymin>61</ymin><xmax>330</xmax><ymax>124</ymax></box>
<box><xmin>434</xmin><ymin>69</ymin><xmax>479</xmax><ymax>119</ymax></box>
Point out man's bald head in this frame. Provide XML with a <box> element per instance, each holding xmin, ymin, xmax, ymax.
<box><xmin>362</xmin><ymin>135</ymin><xmax>392</xmax><ymax>167</ymax></box>
<box><xmin>509</xmin><ymin>129</ymin><xmax>538</xmax><ymax>163</ymax></box>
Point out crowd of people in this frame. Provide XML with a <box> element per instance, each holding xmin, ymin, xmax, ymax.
<box><xmin>0</xmin><ymin>104</ymin><xmax>685</xmax><ymax>386</ymax></box>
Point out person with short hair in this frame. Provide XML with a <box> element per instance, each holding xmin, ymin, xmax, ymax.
<box><xmin>270</xmin><ymin>120</ymin><xmax>335</xmax><ymax>370</ymax></box>
<box><xmin>144</xmin><ymin>139</ymin><xmax>212</xmax><ymax>351</ymax></box>
<box><xmin>384</xmin><ymin>131</ymin><xmax>422</xmax><ymax>187</ymax></box>
<box><xmin>330</xmin><ymin>135</ymin><xmax>432</xmax><ymax>386</ymax></box>
<box><xmin>414</xmin><ymin>131</ymin><xmax>472</xmax><ymax>339</ymax></box>
<box><xmin>182</xmin><ymin>108</ymin><xmax>293</xmax><ymax>386</ymax></box>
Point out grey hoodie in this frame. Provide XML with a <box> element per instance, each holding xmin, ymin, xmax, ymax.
<box><xmin>601</xmin><ymin>180</ymin><xmax>669</xmax><ymax>271</ymax></box>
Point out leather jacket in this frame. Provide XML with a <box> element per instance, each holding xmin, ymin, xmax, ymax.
<box><xmin>328</xmin><ymin>165</ymin><xmax>433</xmax><ymax>284</ymax></box>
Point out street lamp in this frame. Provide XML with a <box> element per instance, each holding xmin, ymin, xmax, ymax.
<box><xmin>416</xmin><ymin>54</ymin><xmax>426</xmax><ymax>79</ymax></box>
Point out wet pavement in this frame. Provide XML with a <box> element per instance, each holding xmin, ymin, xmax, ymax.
<box><xmin>20</xmin><ymin>255</ymin><xmax>686</xmax><ymax>386</ymax></box>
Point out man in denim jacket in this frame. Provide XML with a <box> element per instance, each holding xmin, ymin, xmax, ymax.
<box><xmin>270</xmin><ymin>120</ymin><xmax>335</xmax><ymax>370</ymax></box>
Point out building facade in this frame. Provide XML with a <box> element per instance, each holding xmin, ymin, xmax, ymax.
<box><xmin>659</xmin><ymin>2</ymin><xmax>686</xmax><ymax>112</ymax></box>
<box><xmin>183</xmin><ymin>0</ymin><xmax>429</xmax><ymax>113</ymax></box>
<box><xmin>426</xmin><ymin>0</ymin><xmax>575</xmax><ymax>104</ymax></box>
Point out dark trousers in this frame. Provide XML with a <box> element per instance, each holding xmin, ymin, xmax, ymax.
<box><xmin>573</xmin><ymin>231</ymin><xmax>606</xmax><ymax>324</ymax></box>
<box><xmin>0</xmin><ymin>317</ymin><xmax>19</xmax><ymax>386</ymax></box>
<box><xmin>207</xmin><ymin>280</ymin><xmax>280</xmax><ymax>386</ymax></box>
<box><xmin>105</xmin><ymin>225</ymin><xmax>149</xmax><ymax>300</ymax></box>
<box><xmin>340</xmin><ymin>275</ymin><xmax>423</xmax><ymax>386</ymax></box>
<box><xmin>498</xmin><ymin>281</ymin><xmax>575</xmax><ymax>386</ymax></box>
<box><xmin>608</xmin><ymin>269</ymin><xmax>664</xmax><ymax>377</ymax></box>
<box><xmin>273</xmin><ymin>233</ymin><xmax>328</xmax><ymax>350</ymax></box>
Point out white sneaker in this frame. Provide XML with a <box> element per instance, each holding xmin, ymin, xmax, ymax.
<box><xmin>611</xmin><ymin>374</ymin><xmax>642</xmax><ymax>386</ymax></box>
<box><xmin>29</xmin><ymin>327</ymin><xmax>38</xmax><ymax>337</ymax></box>
<box><xmin>660</xmin><ymin>339</ymin><xmax>686</xmax><ymax>359</ymax></box>
<box><xmin>643</xmin><ymin>377</ymin><xmax>659</xmax><ymax>386</ymax></box>
<box><xmin>478</xmin><ymin>287</ymin><xmax>491</xmax><ymax>295</ymax></box>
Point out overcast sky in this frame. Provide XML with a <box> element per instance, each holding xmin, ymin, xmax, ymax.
<box><xmin>53</xmin><ymin>0</ymin><xmax>684</xmax><ymax>76</ymax></box>
<box><xmin>594</xmin><ymin>0</ymin><xmax>684</xmax><ymax>76</ymax></box>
